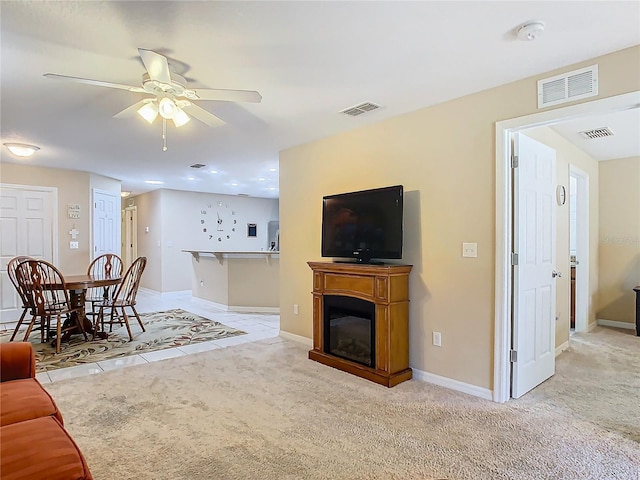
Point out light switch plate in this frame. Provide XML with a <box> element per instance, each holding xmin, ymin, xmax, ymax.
<box><xmin>462</xmin><ymin>242</ymin><xmax>478</xmax><ymax>258</ymax></box>
<box><xmin>70</xmin><ymin>241</ymin><xmax>79</xmax><ymax>249</ymax></box>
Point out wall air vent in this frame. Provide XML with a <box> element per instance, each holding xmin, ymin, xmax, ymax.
<box><xmin>340</xmin><ymin>102</ymin><xmax>381</xmax><ymax>117</ymax></box>
<box><xmin>537</xmin><ymin>65</ymin><xmax>598</xmax><ymax>109</ymax></box>
<box><xmin>579</xmin><ymin>127</ymin><xmax>614</xmax><ymax>139</ymax></box>
<box><xmin>190</xmin><ymin>163</ymin><xmax>206</xmax><ymax>168</ymax></box>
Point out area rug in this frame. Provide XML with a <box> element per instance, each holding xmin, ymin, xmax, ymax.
<box><xmin>1</xmin><ymin>309</ymin><xmax>246</xmax><ymax>372</ymax></box>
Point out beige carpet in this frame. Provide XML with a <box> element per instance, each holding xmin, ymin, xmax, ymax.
<box><xmin>45</xmin><ymin>327</ymin><xmax>639</xmax><ymax>480</ymax></box>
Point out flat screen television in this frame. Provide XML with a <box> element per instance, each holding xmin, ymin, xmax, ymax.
<box><xmin>321</xmin><ymin>185</ymin><xmax>403</xmax><ymax>263</ymax></box>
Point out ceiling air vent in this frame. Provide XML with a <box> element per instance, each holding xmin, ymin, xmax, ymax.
<box><xmin>340</xmin><ymin>102</ymin><xmax>380</xmax><ymax>117</ymax></box>
<box><xmin>579</xmin><ymin>127</ymin><xmax>614</xmax><ymax>140</ymax></box>
<box><xmin>537</xmin><ymin>65</ymin><xmax>598</xmax><ymax>109</ymax></box>
<box><xmin>190</xmin><ymin>163</ymin><xmax>206</xmax><ymax>169</ymax></box>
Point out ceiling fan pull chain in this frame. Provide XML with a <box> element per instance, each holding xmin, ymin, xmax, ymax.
<box><xmin>162</xmin><ymin>118</ymin><xmax>168</xmax><ymax>152</ymax></box>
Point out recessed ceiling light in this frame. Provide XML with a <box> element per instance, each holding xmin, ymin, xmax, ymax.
<box><xmin>269</xmin><ymin>168</ymin><xmax>277</xmax><ymax>172</ymax></box>
<box><xmin>269</xmin><ymin>187</ymin><xmax>276</xmax><ymax>191</ymax></box>
<box><xmin>144</xmin><ymin>180</ymin><xmax>164</xmax><ymax>185</ymax></box>
<box><xmin>4</xmin><ymin>143</ymin><xmax>40</xmax><ymax>157</ymax></box>
<box><xmin>210</xmin><ymin>170</ymin><xmax>218</xmax><ymax>174</ymax></box>
<box><xmin>231</xmin><ymin>182</ymin><xmax>239</xmax><ymax>186</ymax></box>
<box><xmin>187</xmin><ymin>177</ymin><xmax>195</xmax><ymax>181</ymax></box>
<box><xmin>258</xmin><ymin>177</ymin><xmax>266</xmax><ymax>181</ymax></box>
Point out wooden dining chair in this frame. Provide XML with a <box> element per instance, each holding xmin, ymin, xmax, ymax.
<box><xmin>15</xmin><ymin>259</ymin><xmax>88</xmax><ymax>353</ymax></box>
<box><xmin>94</xmin><ymin>256</ymin><xmax>147</xmax><ymax>341</ymax></box>
<box><xmin>7</xmin><ymin>256</ymin><xmax>35</xmax><ymax>342</ymax></box>
<box><xmin>86</xmin><ymin>253</ymin><xmax>123</xmax><ymax>325</ymax></box>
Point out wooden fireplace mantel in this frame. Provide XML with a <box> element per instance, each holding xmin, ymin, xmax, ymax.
<box><xmin>307</xmin><ymin>261</ymin><xmax>413</xmax><ymax>387</ymax></box>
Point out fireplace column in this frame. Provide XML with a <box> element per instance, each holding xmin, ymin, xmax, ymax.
<box><xmin>307</xmin><ymin>261</ymin><xmax>412</xmax><ymax>387</ymax></box>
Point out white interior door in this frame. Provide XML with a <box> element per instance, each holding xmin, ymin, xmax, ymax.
<box><xmin>512</xmin><ymin>133</ymin><xmax>557</xmax><ymax>398</ymax></box>
<box><xmin>0</xmin><ymin>185</ymin><xmax>56</xmax><ymax>322</ymax></box>
<box><xmin>93</xmin><ymin>189</ymin><xmax>120</xmax><ymax>260</ymax></box>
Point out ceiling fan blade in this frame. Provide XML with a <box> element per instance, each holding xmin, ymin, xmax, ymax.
<box><xmin>188</xmin><ymin>88</ymin><xmax>262</xmax><ymax>103</ymax></box>
<box><xmin>44</xmin><ymin>73</ymin><xmax>144</xmax><ymax>92</ymax></box>
<box><xmin>138</xmin><ymin>48</ymin><xmax>172</xmax><ymax>85</ymax></box>
<box><xmin>181</xmin><ymin>103</ymin><xmax>225</xmax><ymax>127</ymax></box>
<box><xmin>113</xmin><ymin>100</ymin><xmax>151</xmax><ymax>118</ymax></box>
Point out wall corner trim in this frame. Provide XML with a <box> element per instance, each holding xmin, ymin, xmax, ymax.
<box><xmin>279</xmin><ymin>331</ymin><xmax>313</xmax><ymax>346</ymax></box>
<box><xmin>411</xmin><ymin>368</ymin><xmax>493</xmax><ymax>401</ymax></box>
<box><xmin>555</xmin><ymin>341</ymin><xmax>570</xmax><ymax>356</ymax></box>
<box><xmin>596</xmin><ymin>319</ymin><xmax>636</xmax><ymax>330</ymax></box>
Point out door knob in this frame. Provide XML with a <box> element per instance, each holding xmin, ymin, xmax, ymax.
<box><xmin>552</xmin><ymin>270</ymin><xmax>562</xmax><ymax>278</ymax></box>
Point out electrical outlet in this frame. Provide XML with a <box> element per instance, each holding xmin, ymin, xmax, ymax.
<box><xmin>70</xmin><ymin>241</ymin><xmax>79</xmax><ymax>249</ymax></box>
<box><xmin>432</xmin><ymin>331</ymin><xmax>442</xmax><ymax>347</ymax></box>
<box><xmin>462</xmin><ymin>242</ymin><xmax>478</xmax><ymax>258</ymax></box>
<box><xmin>293</xmin><ymin>304</ymin><xmax>299</xmax><ymax>315</ymax></box>
<box><xmin>200</xmin><ymin>280</ymin><xmax>204</xmax><ymax>287</ymax></box>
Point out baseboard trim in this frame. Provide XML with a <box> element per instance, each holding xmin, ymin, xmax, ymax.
<box><xmin>279</xmin><ymin>331</ymin><xmax>313</xmax><ymax>346</ymax></box>
<box><xmin>597</xmin><ymin>319</ymin><xmax>636</xmax><ymax>330</ymax></box>
<box><xmin>555</xmin><ymin>341</ymin><xmax>569</xmax><ymax>356</ymax></box>
<box><xmin>411</xmin><ymin>368</ymin><xmax>493</xmax><ymax>401</ymax></box>
<box><xmin>228</xmin><ymin>306</ymin><xmax>280</xmax><ymax>314</ymax></box>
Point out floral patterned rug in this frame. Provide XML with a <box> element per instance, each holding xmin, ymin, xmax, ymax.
<box><xmin>1</xmin><ymin>309</ymin><xmax>246</xmax><ymax>372</ymax></box>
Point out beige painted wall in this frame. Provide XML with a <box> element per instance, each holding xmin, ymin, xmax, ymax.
<box><xmin>521</xmin><ymin>127</ymin><xmax>600</xmax><ymax>343</ymax></box>
<box><xmin>190</xmin><ymin>254</ymin><xmax>279</xmax><ymax>309</ymax></box>
<box><xmin>279</xmin><ymin>46</ymin><xmax>640</xmax><ymax>391</ymax></box>
<box><xmin>132</xmin><ymin>189</ymin><xmax>279</xmax><ymax>293</ymax></box>
<box><xmin>133</xmin><ymin>190</ymin><xmax>163</xmax><ymax>291</ymax></box>
<box><xmin>597</xmin><ymin>156</ymin><xmax>640</xmax><ymax>325</ymax></box>
<box><xmin>0</xmin><ymin>163</ymin><xmax>120</xmax><ymax>275</ymax></box>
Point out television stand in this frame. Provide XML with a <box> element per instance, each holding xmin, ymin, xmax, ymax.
<box><xmin>307</xmin><ymin>261</ymin><xmax>412</xmax><ymax>387</ymax></box>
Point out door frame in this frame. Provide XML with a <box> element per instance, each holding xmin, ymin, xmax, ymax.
<box><xmin>493</xmin><ymin>91</ymin><xmax>640</xmax><ymax>403</ymax></box>
<box><xmin>569</xmin><ymin>165</ymin><xmax>590</xmax><ymax>333</ymax></box>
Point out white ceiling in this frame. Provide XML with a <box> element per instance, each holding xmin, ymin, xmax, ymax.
<box><xmin>1</xmin><ymin>1</ymin><xmax>639</xmax><ymax>198</ymax></box>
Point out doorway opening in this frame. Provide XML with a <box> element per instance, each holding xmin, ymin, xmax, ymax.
<box><xmin>493</xmin><ymin>91</ymin><xmax>640</xmax><ymax>403</ymax></box>
<box><xmin>122</xmin><ymin>205</ymin><xmax>138</xmax><ymax>269</ymax></box>
<box><xmin>569</xmin><ymin>165</ymin><xmax>590</xmax><ymax>334</ymax></box>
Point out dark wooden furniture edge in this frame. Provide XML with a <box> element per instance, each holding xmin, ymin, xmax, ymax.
<box><xmin>309</xmin><ymin>350</ymin><xmax>412</xmax><ymax>387</ymax></box>
<box><xmin>634</xmin><ymin>286</ymin><xmax>640</xmax><ymax>336</ymax></box>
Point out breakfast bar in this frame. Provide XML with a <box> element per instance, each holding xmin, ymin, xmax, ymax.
<box><xmin>183</xmin><ymin>250</ymin><xmax>279</xmax><ymax>312</ymax></box>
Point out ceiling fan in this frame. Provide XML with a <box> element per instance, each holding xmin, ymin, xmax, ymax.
<box><xmin>44</xmin><ymin>48</ymin><xmax>262</xmax><ymax>151</ymax></box>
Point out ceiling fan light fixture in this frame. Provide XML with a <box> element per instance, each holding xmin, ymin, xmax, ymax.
<box><xmin>159</xmin><ymin>97</ymin><xmax>178</xmax><ymax>119</ymax></box>
<box><xmin>4</xmin><ymin>143</ymin><xmax>40</xmax><ymax>157</ymax></box>
<box><xmin>172</xmin><ymin>108</ymin><xmax>190</xmax><ymax>127</ymax></box>
<box><xmin>137</xmin><ymin>102</ymin><xmax>158</xmax><ymax>124</ymax></box>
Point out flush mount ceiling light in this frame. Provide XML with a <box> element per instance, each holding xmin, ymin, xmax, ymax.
<box><xmin>120</xmin><ymin>191</ymin><xmax>131</xmax><ymax>198</ymax></box>
<box><xmin>517</xmin><ymin>21</ymin><xmax>545</xmax><ymax>41</ymax></box>
<box><xmin>4</xmin><ymin>143</ymin><xmax>40</xmax><ymax>157</ymax></box>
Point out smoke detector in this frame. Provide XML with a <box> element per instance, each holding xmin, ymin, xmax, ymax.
<box><xmin>517</xmin><ymin>21</ymin><xmax>545</xmax><ymax>41</ymax></box>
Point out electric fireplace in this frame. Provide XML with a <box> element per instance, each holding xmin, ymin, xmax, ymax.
<box><xmin>308</xmin><ymin>261</ymin><xmax>413</xmax><ymax>387</ymax></box>
<box><xmin>323</xmin><ymin>295</ymin><xmax>375</xmax><ymax>367</ymax></box>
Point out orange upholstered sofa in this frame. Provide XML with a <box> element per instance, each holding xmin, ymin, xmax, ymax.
<box><xmin>0</xmin><ymin>342</ymin><xmax>93</xmax><ymax>480</ymax></box>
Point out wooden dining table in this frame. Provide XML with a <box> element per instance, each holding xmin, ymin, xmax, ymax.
<box><xmin>58</xmin><ymin>274</ymin><xmax>122</xmax><ymax>341</ymax></box>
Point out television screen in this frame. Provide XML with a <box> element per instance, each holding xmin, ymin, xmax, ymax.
<box><xmin>321</xmin><ymin>185</ymin><xmax>403</xmax><ymax>263</ymax></box>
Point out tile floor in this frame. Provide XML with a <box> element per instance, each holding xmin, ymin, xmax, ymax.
<box><xmin>29</xmin><ymin>289</ymin><xmax>281</xmax><ymax>384</ymax></box>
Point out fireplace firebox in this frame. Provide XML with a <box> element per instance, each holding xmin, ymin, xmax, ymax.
<box><xmin>324</xmin><ymin>295</ymin><xmax>375</xmax><ymax>367</ymax></box>
<box><xmin>308</xmin><ymin>262</ymin><xmax>412</xmax><ymax>387</ymax></box>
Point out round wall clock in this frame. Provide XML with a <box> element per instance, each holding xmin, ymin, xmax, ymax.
<box><xmin>201</xmin><ymin>201</ymin><xmax>238</xmax><ymax>242</ymax></box>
